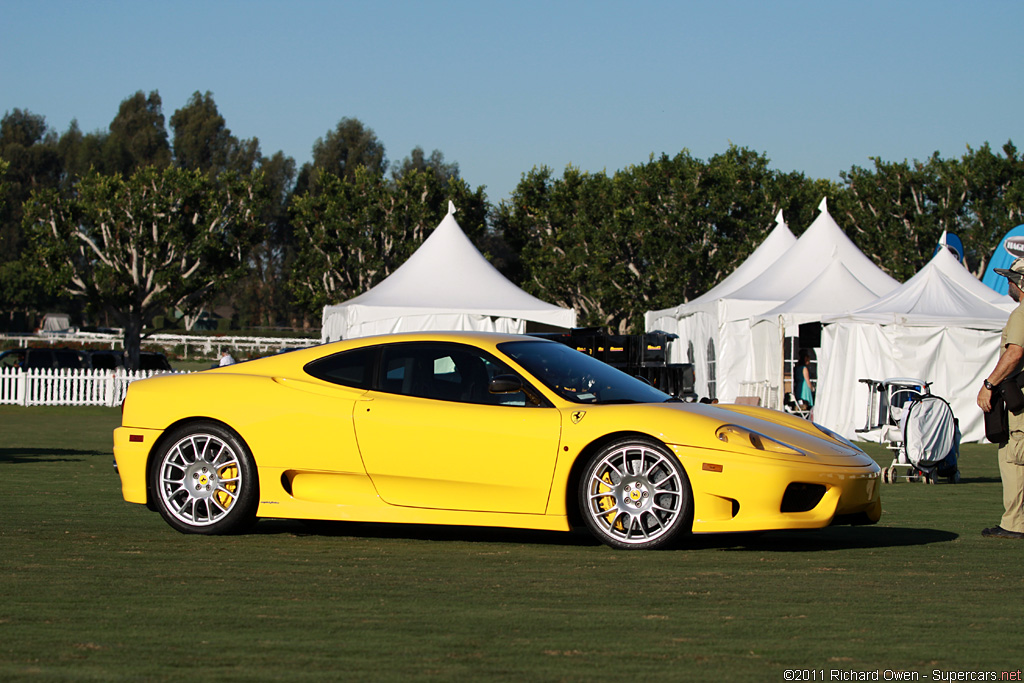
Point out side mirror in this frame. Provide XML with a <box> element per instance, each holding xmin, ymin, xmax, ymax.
<box><xmin>488</xmin><ymin>374</ymin><xmax>523</xmax><ymax>394</ymax></box>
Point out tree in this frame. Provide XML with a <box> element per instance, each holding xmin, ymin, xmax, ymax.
<box><xmin>23</xmin><ymin>167</ymin><xmax>267</xmax><ymax>369</ymax></box>
<box><xmin>0</xmin><ymin>109</ymin><xmax>62</xmax><ymax>319</ymax></box>
<box><xmin>497</xmin><ymin>165</ymin><xmax>621</xmax><ymax>328</ymax></box>
<box><xmin>496</xmin><ymin>146</ymin><xmax>821</xmax><ymax>332</ymax></box>
<box><xmin>834</xmin><ymin>156</ymin><xmax>956</xmax><ymax>281</ymax></box>
<box><xmin>229</xmin><ymin>150</ymin><xmax>298</xmax><ymax>328</ymax></box>
<box><xmin>831</xmin><ymin>143</ymin><xmax>1024</xmax><ymax>280</ymax></box>
<box><xmin>0</xmin><ymin>158</ymin><xmax>8</xmax><ymax>211</ymax></box>
<box><xmin>289</xmin><ymin>167</ymin><xmax>487</xmax><ymax>319</ymax></box>
<box><xmin>57</xmin><ymin>119</ymin><xmax>110</xmax><ymax>182</ymax></box>
<box><xmin>0</xmin><ymin>109</ymin><xmax>61</xmax><ymax>241</ymax></box>
<box><xmin>167</xmin><ymin>91</ymin><xmax>299</xmax><ymax>328</ymax></box>
<box><xmin>170</xmin><ymin>91</ymin><xmax>260</xmax><ymax>175</ymax></box>
<box><xmin>294</xmin><ymin>117</ymin><xmax>386</xmax><ymax>194</ymax></box>
<box><xmin>959</xmin><ymin>141</ymin><xmax>1024</xmax><ymax>275</ymax></box>
<box><xmin>392</xmin><ymin>146</ymin><xmax>459</xmax><ymax>184</ymax></box>
<box><xmin>104</xmin><ymin>91</ymin><xmax>171</xmax><ymax>176</ymax></box>
<box><xmin>170</xmin><ymin>91</ymin><xmax>234</xmax><ymax>173</ymax></box>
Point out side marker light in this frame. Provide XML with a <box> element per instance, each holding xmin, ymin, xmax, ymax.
<box><xmin>702</xmin><ymin>463</ymin><xmax>723</xmax><ymax>472</ymax></box>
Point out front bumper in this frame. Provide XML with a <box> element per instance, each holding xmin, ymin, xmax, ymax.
<box><xmin>113</xmin><ymin>426</ymin><xmax>164</xmax><ymax>505</ymax></box>
<box><xmin>670</xmin><ymin>445</ymin><xmax>881</xmax><ymax>533</ymax></box>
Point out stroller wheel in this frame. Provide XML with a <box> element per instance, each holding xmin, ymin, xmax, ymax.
<box><xmin>925</xmin><ymin>474</ymin><xmax>936</xmax><ymax>485</ymax></box>
<box><xmin>947</xmin><ymin>471</ymin><xmax>961</xmax><ymax>484</ymax></box>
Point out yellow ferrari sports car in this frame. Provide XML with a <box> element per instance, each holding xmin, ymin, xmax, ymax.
<box><xmin>114</xmin><ymin>331</ymin><xmax>881</xmax><ymax>550</ymax></box>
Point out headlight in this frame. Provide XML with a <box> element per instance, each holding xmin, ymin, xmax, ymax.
<box><xmin>813</xmin><ymin>422</ymin><xmax>859</xmax><ymax>450</ymax></box>
<box><xmin>715</xmin><ymin>425</ymin><xmax>805</xmax><ymax>456</ymax></box>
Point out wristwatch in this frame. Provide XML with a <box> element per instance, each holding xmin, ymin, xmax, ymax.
<box><xmin>984</xmin><ymin>379</ymin><xmax>996</xmax><ymax>390</ymax></box>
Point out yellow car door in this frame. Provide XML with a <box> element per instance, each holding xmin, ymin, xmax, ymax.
<box><xmin>353</xmin><ymin>342</ymin><xmax>562</xmax><ymax>514</ymax></box>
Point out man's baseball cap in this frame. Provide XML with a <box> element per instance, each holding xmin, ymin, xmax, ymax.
<box><xmin>995</xmin><ymin>257</ymin><xmax>1024</xmax><ymax>285</ymax></box>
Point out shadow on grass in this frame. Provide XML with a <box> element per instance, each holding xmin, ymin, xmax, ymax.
<box><xmin>704</xmin><ymin>525</ymin><xmax>958</xmax><ymax>552</ymax></box>
<box><xmin>253</xmin><ymin>518</ymin><xmax>602</xmax><ymax>546</ymax></box>
<box><xmin>249</xmin><ymin>518</ymin><xmax>955</xmax><ymax>551</ymax></box>
<box><xmin>955</xmin><ymin>475</ymin><xmax>1001</xmax><ymax>484</ymax></box>
<box><xmin>0</xmin><ymin>447</ymin><xmax>109</xmax><ymax>464</ymax></box>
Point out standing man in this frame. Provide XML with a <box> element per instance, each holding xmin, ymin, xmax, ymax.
<box><xmin>977</xmin><ymin>257</ymin><xmax>1024</xmax><ymax>539</ymax></box>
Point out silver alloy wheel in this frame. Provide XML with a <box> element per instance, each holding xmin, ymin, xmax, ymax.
<box><xmin>157</xmin><ymin>432</ymin><xmax>244</xmax><ymax>527</ymax></box>
<box><xmin>582</xmin><ymin>441</ymin><xmax>689</xmax><ymax>548</ymax></box>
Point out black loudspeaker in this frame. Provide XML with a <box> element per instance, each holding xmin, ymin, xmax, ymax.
<box><xmin>798</xmin><ymin>322</ymin><xmax>821</xmax><ymax>349</ymax></box>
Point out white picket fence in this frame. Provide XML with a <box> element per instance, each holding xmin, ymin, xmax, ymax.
<box><xmin>0</xmin><ymin>332</ymin><xmax>319</xmax><ymax>360</ymax></box>
<box><xmin>0</xmin><ymin>367</ymin><xmax>187</xmax><ymax>407</ymax></box>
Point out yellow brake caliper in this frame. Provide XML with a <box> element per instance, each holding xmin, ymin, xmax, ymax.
<box><xmin>598</xmin><ymin>472</ymin><xmax>625</xmax><ymax>531</ymax></box>
<box><xmin>215</xmin><ymin>465</ymin><xmax>238</xmax><ymax>509</ymax></box>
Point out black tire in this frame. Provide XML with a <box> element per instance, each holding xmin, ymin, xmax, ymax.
<box><xmin>150</xmin><ymin>421</ymin><xmax>259</xmax><ymax>534</ymax></box>
<box><xmin>578</xmin><ymin>437</ymin><xmax>693</xmax><ymax>550</ymax></box>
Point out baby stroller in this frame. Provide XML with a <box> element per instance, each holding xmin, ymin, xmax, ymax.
<box><xmin>856</xmin><ymin>378</ymin><xmax>961</xmax><ymax>484</ymax></box>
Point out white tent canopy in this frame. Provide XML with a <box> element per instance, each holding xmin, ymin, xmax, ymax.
<box><xmin>746</xmin><ymin>259</ymin><xmax>894</xmax><ymax>408</ymax></box>
<box><xmin>646</xmin><ymin>200</ymin><xmax>898</xmax><ymax>405</ymax></box>
<box><xmin>645</xmin><ymin>211</ymin><xmax>796</xmax><ymax>403</ymax></box>
<box><xmin>687</xmin><ymin>210</ymin><xmax>797</xmax><ymax>306</ymax></box>
<box><xmin>816</xmin><ymin>247</ymin><xmax>1015</xmax><ymax>443</ymax></box>
<box><xmin>754</xmin><ymin>259</ymin><xmax>884</xmax><ymax>327</ymax></box>
<box><xmin>321</xmin><ymin>202</ymin><xmax>576</xmax><ymax>342</ymax></box>
<box><xmin>726</xmin><ymin>199</ymin><xmax>899</xmax><ymax>305</ymax></box>
<box><xmin>823</xmin><ymin>246</ymin><xmax>1014</xmax><ymax>327</ymax></box>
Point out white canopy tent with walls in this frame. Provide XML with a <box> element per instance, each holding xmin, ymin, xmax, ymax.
<box><xmin>816</xmin><ymin>246</ymin><xmax>1015</xmax><ymax>443</ymax></box>
<box><xmin>750</xmin><ymin>258</ymin><xmax>892</xmax><ymax>409</ymax></box>
<box><xmin>321</xmin><ymin>202</ymin><xmax>576</xmax><ymax>342</ymax></box>
<box><xmin>646</xmin><ymin>200</ymin><xmax>898</xmax><ymax>406</ymax></box>
<box><xmin>645</xmin><ymin>210</ymin><xmax>796</xmax><ymax>404</ymax></box>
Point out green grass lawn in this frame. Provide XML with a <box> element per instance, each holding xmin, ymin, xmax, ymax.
<box><xmin>1</xmin><ymin>405</ymin><xmax>1022</xmax><ymax>681</ymax></box>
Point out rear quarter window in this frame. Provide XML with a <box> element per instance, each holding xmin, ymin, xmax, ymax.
<box><xmin>304</xmin><ymin>347</ymin><xmax>375</xmax><ymax>389</ymax></box>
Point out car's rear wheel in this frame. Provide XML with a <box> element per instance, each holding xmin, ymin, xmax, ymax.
<box><xmin>579</xmin><ymin>437</ymin><xmax>692</xmax><ymax>550</ymax></box>
<box><xmin>151</xmin><ymin>422</ymin><xmax>258</xmax><ymax>534</ymax></box>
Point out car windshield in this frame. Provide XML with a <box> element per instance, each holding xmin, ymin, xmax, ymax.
<box><xmin>498</xmin><ymin>340</ymin><xmax>673</xmax><ymax>405</ymax></box>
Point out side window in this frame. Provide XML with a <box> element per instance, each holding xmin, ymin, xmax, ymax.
<box><xmin>304</xmin><ymin>347</ymin><xmax>376</xmax><ymax>389</ymax></box>
<box><xmin>477</xmin><ymin>354</ymin><xmax>531</xmax><ymax>407</ymax></box>
<box><xmin>377</xmin><ymin>343</ymin><xmax>533</xmax><ymax>406</ymax></box>
<box><xmin>26</xmin><ymin>350</ymin><xmax>56</xmax><ymax>370</ymax></box>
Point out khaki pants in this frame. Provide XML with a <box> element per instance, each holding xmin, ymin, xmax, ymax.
<box><xmin>999</xmin><ymin>452</ymin><xmax>1024</xmax><ymax>533</ymax></box>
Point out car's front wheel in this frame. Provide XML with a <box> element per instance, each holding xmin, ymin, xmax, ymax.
<box><xmin>150</xmin><ymin>422</ymin><xmax>258</xmax><ymax>534</ymax></box>
<box><xmin>579</xmin><ymin>438</ymin><xmax>692</xmax><ymax>550</ymax></box>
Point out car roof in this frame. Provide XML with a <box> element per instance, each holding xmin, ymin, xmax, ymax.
<box><xmin>318</xmin><ymin>331</ymin><xmax>550</xmax><ymax>357</ymax></box>
<box><xmin>208</xmin><ymin>331</ymin><xmax>553</xmax><ymax>376</ymax></box>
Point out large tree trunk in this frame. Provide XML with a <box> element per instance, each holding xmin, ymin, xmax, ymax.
<box><xmin>123</xmin><ymin>307</ymin><xmax>144</xmax><ymax>371</ymax></box>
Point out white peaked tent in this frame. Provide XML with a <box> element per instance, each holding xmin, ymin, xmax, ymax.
<box><xmin>321</xmin><ymin>202</ymin><xmax>576</xmax><ymax>342</ymax></box>
<box><xmin>727</xmin><ymin>199</ymin><xmax>898</xmax><ymax>407</ymax></box>
<box><xmin>725</xmin><ymin>199</ymin><xmax>899</xmax><ymax>304</ymax></box>
<box><xmin>816</xmin><ymin>246</ymin><xmax>1016</xmax><ymax>443</ymax></box>
<box><xmin>754</xmin><ymin>259</ymin><xmax>883</xmax><ymax>327</ymax></box>
<box><xmin>646</xmin><ymin>200</ymin><xmax>898</xmax><ymax>405</ymax></box>
<box><xmin>645</xmin><ymin>211</ymin><xmax>796</xmax><ymax>403</ymax></box>
<box><xmin>747</xmin><ymin>259</ymin><xmax>894</xmax><ymax>408</ymax></box>
<box><xmin>687</xmin><ymin>210</ymin><xmax>798</xmax><ymax>306</ymax></box>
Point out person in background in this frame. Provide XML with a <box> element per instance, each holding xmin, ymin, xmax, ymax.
<box><xmin>219</xmin><ymin>350</ymin><xmax>236</xmax><ymax>366</ymax></box>
<box><xmin>977</xmin><ymin>257</ymin><xmax>1024</xmax><ymax>540</ymax></box>
<box><xmin>794</xmin><ymin>349</ymin><xmax>814</xmax><ymax>410</ymax></box>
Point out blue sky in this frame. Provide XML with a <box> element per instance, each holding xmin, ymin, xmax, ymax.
<box><xmin>3</xmin><ymin>0</ymin><xmax>1022</xmax><ymax>204</ymax></box>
